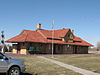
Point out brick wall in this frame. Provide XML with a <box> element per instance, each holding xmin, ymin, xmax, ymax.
<box><xmin>12</xmin><ymin>42</ymin><xmax>89</xmax><ymax>54</ymax></box>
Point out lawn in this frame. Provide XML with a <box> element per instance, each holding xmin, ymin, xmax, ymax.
<box><xmin>46</xmin><ymin>55</ymin><xmax>100</xmax><ymax>73</ymax></box>
<box><xmin>11</xmin><ymin>55</ymin><xmax>80</xmax><ymax>75</ymax></box>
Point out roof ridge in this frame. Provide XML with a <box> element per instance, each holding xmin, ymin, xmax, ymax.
<box><xmin>24</xmin><ymin>31</ymin><xmax>29</xmax><ymax>41</ymax></box>
<box><xmin>23</xmin><ymin>29</ymin><xmax>34</xmax><ymax>32</ymax></box>
<box><xmin>37</xmin><ymin>30</ymin><xmax>47</xmax><ymax>39</ymax></box>
<box><xmin>39</xmin><ymin>28</ymin><xmax>70</xmax><ymax>31</ymax></box>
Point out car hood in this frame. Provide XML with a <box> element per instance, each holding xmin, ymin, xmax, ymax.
<box><xmin>9</xmin><ymin>57</ymin><xmax>24</xmax><ymax>63</ymax></box>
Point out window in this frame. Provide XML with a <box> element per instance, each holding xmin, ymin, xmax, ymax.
<box><xmin>49</xmin><ymin>44</ymin><xmax>51</xmax><ymax>50</ymax></box>
<box><xmin>22</xmin><ymin>43</ymin><xmax>25</xmax><ymax>46</ymax></box>
<box><xmin>66</xmin><ymin>45</ymin><xmax>71</xmax><ymax>51</ymax></box>
<box><xmin>30</xmin><ymin>43</ymin><xmax>32</xmax><ymax>46</ymax></box>
<box><xmin>70</xmin><ymin>34</ymin><xmax>73</xmax><ymax>39</ymax></box>
<box><xmin>58</xmin><ymin>45</ymin><xmax>61</xmax><ymax>51</ymax></box>
<box><xmin>67</xmin><ymin>47</ymin><xmax>69</xmax><ymax>51</ymax></box>
<box><xmin>0</xmin><ymin>53</ymin><xmax>4</xmax><ymax>59</ymax></box>
<box><xmin>68</xmin><ymin>34</ymin><xmax>70</xmax><ymax>37</ymax></box>
<box><xmin>40</xmin><ymin>44</ymin><xmax>42</xmax><ymax>47</ymax></box>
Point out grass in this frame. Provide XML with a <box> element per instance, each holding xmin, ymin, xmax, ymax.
<box><xmin>46</xmin><ymin>55</ymin><xmax>100</xmax><ymax>73</ymax></box>
<box><xmin>11</xmin><ymin>56</ymin><xmax>80</xmax><ymax>75</ymax></box>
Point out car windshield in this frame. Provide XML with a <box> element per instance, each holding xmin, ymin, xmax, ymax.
<box><xmin>0</xmin><ymin>52</ymin><xmax>9</xmax><ymax>59</ymax></box>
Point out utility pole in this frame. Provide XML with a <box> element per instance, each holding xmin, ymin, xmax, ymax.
<box><xmin>52</xmin><ymin>20</ymin><xmax>54</xmax><ymax>58</ymax></box>
<box><xmin>1</xmin><ymin>31</ymin><xmax>5</xmax><ymax>53</ymax></box>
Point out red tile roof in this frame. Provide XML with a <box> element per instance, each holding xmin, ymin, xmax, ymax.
<box><xmin>39</xmin><ymin>28</ymin><xmax>70</xmax><ymax>39</ymax></box>
<box><xmin>73</xmin><ymin>36</ymin><xmax>82</xmax><ymax>41</ymax></box>
<box><xmin>6</xmin><ymin>30</ymin><xmax>48</xmax><ymax>43</ymax></box>
<box><xmin>6</xmin><ymin>29</ymin><xmax>93</xmax><ymax>46</ymax></box>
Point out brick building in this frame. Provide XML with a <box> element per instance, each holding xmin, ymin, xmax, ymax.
<box><xmin>6</xmin><ymin>24</ymin><xmax>93</xmax><ymax>54</ymax></box>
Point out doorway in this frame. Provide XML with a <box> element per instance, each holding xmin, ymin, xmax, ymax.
<box><xmin>74</xmin><ymin>46</ymin><xmax>77</xmax><ymax>54</ymax></box>
<box><xmin>53</xmin><ymin>44</ymin><xmax>56</xmax><ymax>54</ymax></box>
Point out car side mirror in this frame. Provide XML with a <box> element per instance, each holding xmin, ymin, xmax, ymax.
<box><xmin>3</xmin><ymin>56</ymin><xmax>8</xmax><ymax>60</ymax></box>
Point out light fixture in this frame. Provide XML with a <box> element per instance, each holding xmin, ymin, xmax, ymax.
<box><xmin>67</xmin><ymin>45</ymin><xmax>69</xmax><ymax>47</ymax></box>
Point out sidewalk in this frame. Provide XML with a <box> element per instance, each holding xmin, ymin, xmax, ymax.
<box><xmin>38</xmin><ymin>56</ymin><xmax>99</xmax><ymax>75</ymax></box>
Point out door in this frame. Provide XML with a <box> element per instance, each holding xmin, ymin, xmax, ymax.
<box><xmin>53</xmin><ymin>44</ymin><xmax>56</xmax><ymax>54</ymax></box>
<box><xmin>75</xmin><ymin>46</ymin><xmax>77</xmax><ymax>54</ymax></box>
<box><xmin>0</xmin><ymin>53</ymin><xmax>8</xmax><ymax>72</ymax></box>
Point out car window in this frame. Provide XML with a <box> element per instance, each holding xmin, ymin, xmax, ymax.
<box><xmin>0</xmin><ymin>52</ymin><xmax>4</xmax><ymax>59</ymax></box>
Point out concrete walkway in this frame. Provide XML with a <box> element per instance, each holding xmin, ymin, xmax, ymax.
<box><xmin>38</xmin><ymin>56</ymin><xmax>99</xmax><ymax>75</ymax></box>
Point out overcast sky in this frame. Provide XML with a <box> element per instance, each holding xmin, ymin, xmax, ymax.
<box><xmin>0</xmin><ymin>0</ymin><xmax>100</xmax><ymax>46</ymax></box>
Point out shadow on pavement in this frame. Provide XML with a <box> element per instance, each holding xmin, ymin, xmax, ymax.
<box><xmin>0</xmin><ymin>72</ymin><xmax>32</xmax><ymax>75</ymax></box>
<box><xmin>0</xmin><ymin>73</ymin><xmax>6</xmax><ymax>75</ymax></box>
<box><xmin>21</xmin><ymin>73</ymin><xmax>32</xmax><ymax>75</ymax></box>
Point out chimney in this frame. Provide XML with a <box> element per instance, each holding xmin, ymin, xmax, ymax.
<box><xmin>37</xmin><ymin>23</ymin><xmax>41</xmax><ymax>30</ymax></box>
<box><xmin>62</xmin><ymin>28</ymin><xmax>65</xmax><ymax>29</ymax></box>
<box><xmin>71</xmin><ymin>30</ymin><xmax>74</xmax><ymax>33</ymax></box>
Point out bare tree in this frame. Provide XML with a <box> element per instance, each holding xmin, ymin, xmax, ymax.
<box><xmin>88</xmin><ymin>47</ymin><xmax>97</xmax><ymax>51</ymax></box>
<box><xmin>97</xmin><ymin>42</ymin><xmax>100</xmax><ymax>51</ymax></box>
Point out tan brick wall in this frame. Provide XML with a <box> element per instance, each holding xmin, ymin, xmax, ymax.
<box><xmin>12</xmin><ymin>44</ymin><xmax>17</xmax><ymax>54</ymax></box>
<box><xmin>20</xmin><ymin>49</ymin><xmax>27</xmax><ymax>55</ymax></box>
<box><xmin>12</xmin><ymin>49</ymin><xmax>17</xmax><ymax>54</ymax></box>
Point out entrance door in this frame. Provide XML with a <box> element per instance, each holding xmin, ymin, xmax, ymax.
<box><xmin>75</xmin><ymin>46</ymin><xmax>77</xmax><ymax>54</ymax></box>
<box><xmin>53</xmin><ymin>44</ymin><xmax>56</xmax><ymax>54</ymax></box>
